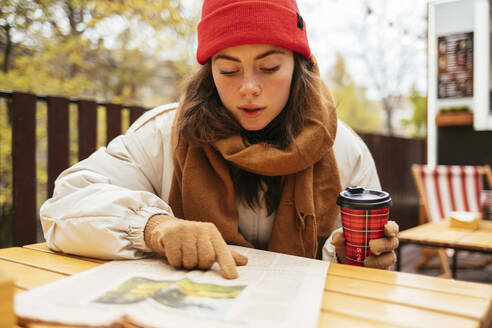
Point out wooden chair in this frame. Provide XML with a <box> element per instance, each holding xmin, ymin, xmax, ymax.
<box><xmin>411</xmin><ymin>164</ymin><xmax>492</xmax><ymax>277</ymax></box>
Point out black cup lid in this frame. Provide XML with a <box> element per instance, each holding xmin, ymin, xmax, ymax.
<box><xmin>336</xmin><ymin>186</ymin><xmax>391</xmax><ymax>209</ymax></box>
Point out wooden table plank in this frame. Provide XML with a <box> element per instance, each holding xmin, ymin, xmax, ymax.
<box><xmin>0</xmin><ymin>247</ymin><xmax>100</xmax><ymax>275</ymax></box>
<box><xmin>458</xmin><ymin>231</ymin><xmax>492</xmax><ymax>248</ymax></box>
<box><xmin>399</xmin><ymin>222</ymin><xmax>438</xmax><ymax>234</ymax></box>
<box><xmin>400</xmin><ymin>220</ymin><xmax>492</xmax><ymax>237</ymax></box>
<box><xmin>399</xmin><ymin>220</ymin><xmax>492</xmax><ymax>251</ymax></box>
<box><xmin>324</xmin><ymin>274</ymin><xmax>490</xmax><ymax>324</ymax></box>
<box><xmin>22</xmin><ymin>243</ymin><xmax>106</xmax><ymax>264</ymax></box>
<box><xmin>398</xmin><ymin>225</ymin><xmax>446</xmax><ymax>242</ymax></box>
<box><xmin>318</xmin><ymin>310</ymin><xmax>399</xmax><ymax>328</ymax></box>
<box><xmin>399</xmin><ymin>220</ymin><xmax>452</xmax><ymax>239</ymax></box>
<box><xmin>322</xmin><ymin>291</ymin><xmax>479</xmax><ymax>328</ymax></box>
<box><xmin>25</xmin><ymin>325</ymin><xmax>66</xmax><ymax>328</ymax></box>
<box><xmin>7</xmin><ymin>246</ymin><xmax>492</xmax><ymax>328</ymax></box>
<box><xmin>22</xmin><ymin>321</ymin><xmax>73</xmax><ymax>328</ymax></box>
<box><xmin>22</xmin><ymin>243</ymin><xmax>58</xmax><ymax>253</ymax></box>
<box><xmin>0</xmin><ymin>260</ymin><xmax>66</xmax><ymax>290</ymax></box>
<box><xmin>398</xmin><ymin>225</ymin><xmax>435</xmax><ymax>240</ymax></box>
<box><xmin>412</xmin><ymin>222</ymin><xmax>473</xmax><ymax>244</ymax></box>
<box><xmin>0</xmin><ymin>270</ymin><xmax>15</xmax><ymax>328</ymax></box>
<box><xmin>328</xmin><ymin>263</ymin><xmax>492</xmax><ymax>298</ymax></box>
<box><xmin>479</xmin><ymin>221</ymin><xmax>492</xmax><ymax>229</ymax></box>
<box><xmin>425</xmin><ymin>229</ymin><xmax>474</xmax><ymax>243</ymax></box>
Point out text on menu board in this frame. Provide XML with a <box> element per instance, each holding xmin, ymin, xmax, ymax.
<box><xmin>437</xmin><ymin>32</ymin><xmax>473</xmax><ymax>99</ymax></box>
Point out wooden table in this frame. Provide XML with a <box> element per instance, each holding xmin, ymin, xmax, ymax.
<box><xmin>1</xmin><ymin>243</ymin><xmax>492</xmax><ymax>328</ymax></box>
<box><xmin>397</xmin><ymin>220</ymin><xmax>492</xmax><ymax>278</ymax></box>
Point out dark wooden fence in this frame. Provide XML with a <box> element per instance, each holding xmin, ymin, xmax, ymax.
<box><xmin>1</xmin><ymin>90</ymin><xmax>426</xmax><ymax>246</ymax></box>
<box><xmin>2</xmin><ymin>91</ymin><xmax>146</xmax><ymax>246</ymax></box>
<box><xmin>359</xmin><ymin>133</ymin><xmax>426</xmax><ymax>231</ymax></box>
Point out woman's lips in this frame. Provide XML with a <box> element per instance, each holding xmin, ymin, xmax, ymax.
<box><xmin>238</xmin><ymin>105</ymin><xmax>266</xmax><ymax>117</ymax></box>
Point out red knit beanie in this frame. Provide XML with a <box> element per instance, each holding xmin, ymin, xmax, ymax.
<box><xmin>197</xmin><ymin>0</ymin><xmax>311</xmax><ymax>64</ymax></box>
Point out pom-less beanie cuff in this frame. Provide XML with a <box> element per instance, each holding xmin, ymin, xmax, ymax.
<box><xmin>197</xmin><ymin>1</ymin><xmax>311</xmax><ymax>64</ymax></box>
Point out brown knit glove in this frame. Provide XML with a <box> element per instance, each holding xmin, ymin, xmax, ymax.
<box><xmin>144</xmin><ymin>214</ymin><xmax>248</xmax><ymax>279</ymax></box>
<box><xmin>331</xmin><ymin>221</ymin><xmax>399</xmax><ymax>269</ymax></box>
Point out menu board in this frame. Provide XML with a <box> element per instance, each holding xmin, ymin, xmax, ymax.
<box><xmin>437</xmin><ymin>32</ymin><xmax>473</xmax><ymax>99</ymax></box>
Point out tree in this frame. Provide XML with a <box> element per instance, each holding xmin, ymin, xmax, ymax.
<box><xmin>0</xmin><ymin>0</ymin><xmax>38</xmax><ymax>73</ymax></box>
<box><xmin>401</xmin><ymin>84</ymin><xmax>426</xmax><ymax>138</ymax></box>
<box><xmin>0</xmin><ymin>0</ymin><xmax>199</xmax><ymax>106</ymax></box>
<box><xmin>337</xmin><ymin>0</ymin><xmax>427</xmax><ymax>135</ymax></box>
<box><xmin>326</xmin><ymin>54</ymin><xmax>382</xmax><ymax>133</ymax></box>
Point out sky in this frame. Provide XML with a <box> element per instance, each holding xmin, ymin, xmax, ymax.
<box><xmin>296</xmin><ymin>0</ymin><xmax>428</xmax><ymax>99</ymax></box>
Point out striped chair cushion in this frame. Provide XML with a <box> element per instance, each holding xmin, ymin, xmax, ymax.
<box><xmin>417</xmin><ymin>165</ymin><xmax>483</xmax><ymax>222</ymax></box>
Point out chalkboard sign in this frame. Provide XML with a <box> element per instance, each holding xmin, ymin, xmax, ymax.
<box><xmin>437</xmin><ymin>32</ymin><xmax>473</xmax><ymax>99</ymax></box>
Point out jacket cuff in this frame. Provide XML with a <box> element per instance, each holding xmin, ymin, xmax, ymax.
<box><xmin>322</xmin><ymin>227</ymin><xmax>343</xmax><ymax>263</ymax></box>
<box><xmin>127</xmin><ymin>206</ymin><xmax>172</xmax><ymax>253</ymax></box>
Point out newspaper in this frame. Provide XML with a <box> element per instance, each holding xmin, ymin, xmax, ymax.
<box><xmin>15</xmin><ymin>246</ymin><xmax>329</xmax><ymax>328</ymax></box>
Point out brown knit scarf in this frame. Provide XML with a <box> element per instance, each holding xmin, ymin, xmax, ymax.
<box><xmin>168</xmin><ymin>66</ymin><xmax>341</xmax><ymax>259</ymax></box>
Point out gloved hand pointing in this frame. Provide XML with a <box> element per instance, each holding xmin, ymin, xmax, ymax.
<box><xmin>144</xmin><ymin>214</ymin><xmax>248</xmax><ymax>279</ymax></box>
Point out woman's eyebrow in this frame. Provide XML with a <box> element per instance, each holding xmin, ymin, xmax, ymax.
<box><xmin>254</xmin><ymin>49</ymin><xmax>285</xmax><ymax>60</ymax></box>
<box><xmin>214</xmin><ymin>54</ymin><xmax>240</xmax><ymax>62</ymax></box>
<box><xmin>213</xmin><ymin>49</ymin><xmax>286</xmax><ymax>62</ymax></box>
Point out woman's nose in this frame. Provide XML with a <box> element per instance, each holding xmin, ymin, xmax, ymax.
<box><xmin>239</xmin><ymin>75</ymin><xmax>261</xmax><ymax>96</ymax></box>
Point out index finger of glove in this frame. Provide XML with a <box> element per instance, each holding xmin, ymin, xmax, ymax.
<box><xmin>210</xmin><ymin>230</ymin><xmax>238</xmax><ymax>279</ymax></box>
<box><xmin>197</xmin><ymin>233</ymin><xmax>215</xmax><ymax>270</ymax></box>
<box><xmin>369</xmin><ymin>236</ymin><xmax>399</xmax><ymax>256</ymax></box>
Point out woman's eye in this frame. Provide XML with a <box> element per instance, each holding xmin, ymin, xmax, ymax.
<box><xmin>220</xmin><ymin>70</ymin><xmax>239</xmax><ymax>75</ymax></box>
<box><xmin>262</xmin><ymin>66</ymin><xmax>280</xmax><ymax>72</ymax></box>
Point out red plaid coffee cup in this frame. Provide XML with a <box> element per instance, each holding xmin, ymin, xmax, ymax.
<box><xmin>336</xmin><ymin>186</ymin><xmax>392</xmax><ymax>266</ymax></box>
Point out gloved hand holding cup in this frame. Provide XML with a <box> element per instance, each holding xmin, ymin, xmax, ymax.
<box><xmin>334</xmin><ymin>186</ymin><xmax>398</xmax><ymax>269</ymax></box>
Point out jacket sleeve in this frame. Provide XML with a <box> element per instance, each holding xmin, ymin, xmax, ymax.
<box><xmin>39</xmin><ymin>105</ymin><xmax>177</xmax><ymax>260</ymax></box>
<box><xmin>332</xmin><ymin>120</ymin><xmax>381</xmax><ymax>192</ymax></box>
<box><xmin>322</xmin><ymin>119</ymin><xmax>382</xmax><ymax>263</ymax></box>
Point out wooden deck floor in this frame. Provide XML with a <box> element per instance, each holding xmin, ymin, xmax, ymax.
<box><xmin>399</xmin><ymin>244</ymin><xmax>492</xmax><ymax>284</ymax></box>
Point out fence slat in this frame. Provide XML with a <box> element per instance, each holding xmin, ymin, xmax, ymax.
<box><xmin>106</xmin><ymin>104</ymin><xmax>122</xmax><ymax>145</ymax></box>
<box><xmin>129</xmin><ymin>105</ymin><xmax>145</xmax><ymax>126</ymax></box>
<box><xmin>78</xmin><ymin>100</ymin><xmax>97</xmax><ymax>161</ymax></box>
<box><xmin>12</xmin><ymin>92</ymin><xmax>37</xmax><ymax>246</ymax></box>
<box><xmin>359</xmin><ymin>133</ymin><xmax>426</xmax><ymax>230</ymax></box>
<box><xmin>47</xmin><ymin>96</ymin><xmax>69</xmax><ymax>198</ymax></box>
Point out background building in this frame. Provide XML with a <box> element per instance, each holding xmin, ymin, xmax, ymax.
<box><xmin>427</xmin><ymin>0</ymin><xmax>492</xmax><ymax>166</ymax></box>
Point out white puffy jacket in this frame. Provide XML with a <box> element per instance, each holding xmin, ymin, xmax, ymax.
<box><xmin>40</xmin><ymin>103</ymin><xmax>380</xmax><ymax>262</ymax></box>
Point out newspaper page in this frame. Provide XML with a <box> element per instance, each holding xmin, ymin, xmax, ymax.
<box><xmin>15</xmin><ymin>246</ymin><xmax>329</xmax><ymax>328</ymax></box>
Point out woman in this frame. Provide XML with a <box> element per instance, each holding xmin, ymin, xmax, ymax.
<box><xmin>40</xmin><ymin>0</ymin><xmax>398</xmax><ymax>279</ymax></box>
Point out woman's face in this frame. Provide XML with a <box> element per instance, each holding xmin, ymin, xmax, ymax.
<box><xmin>211</xmin><ymin>44</ymin><xmax>295</xmax><ymax>131</ymax></box>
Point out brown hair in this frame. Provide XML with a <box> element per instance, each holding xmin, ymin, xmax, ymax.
<box><xmin>176</xmin><ymin>53</ymin><xmax>323</xmax><ymax>214</ymax></box>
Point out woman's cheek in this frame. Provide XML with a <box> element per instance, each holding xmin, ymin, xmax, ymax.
<box><xmin>216</xmin><ymin>81</ymin><xmax>236</xmax><ymax>110</ymax></box>
<box><xmin>271</xmin><ymin>75</ymin><xmax>292</xmax><ymax>99</ymax></box>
